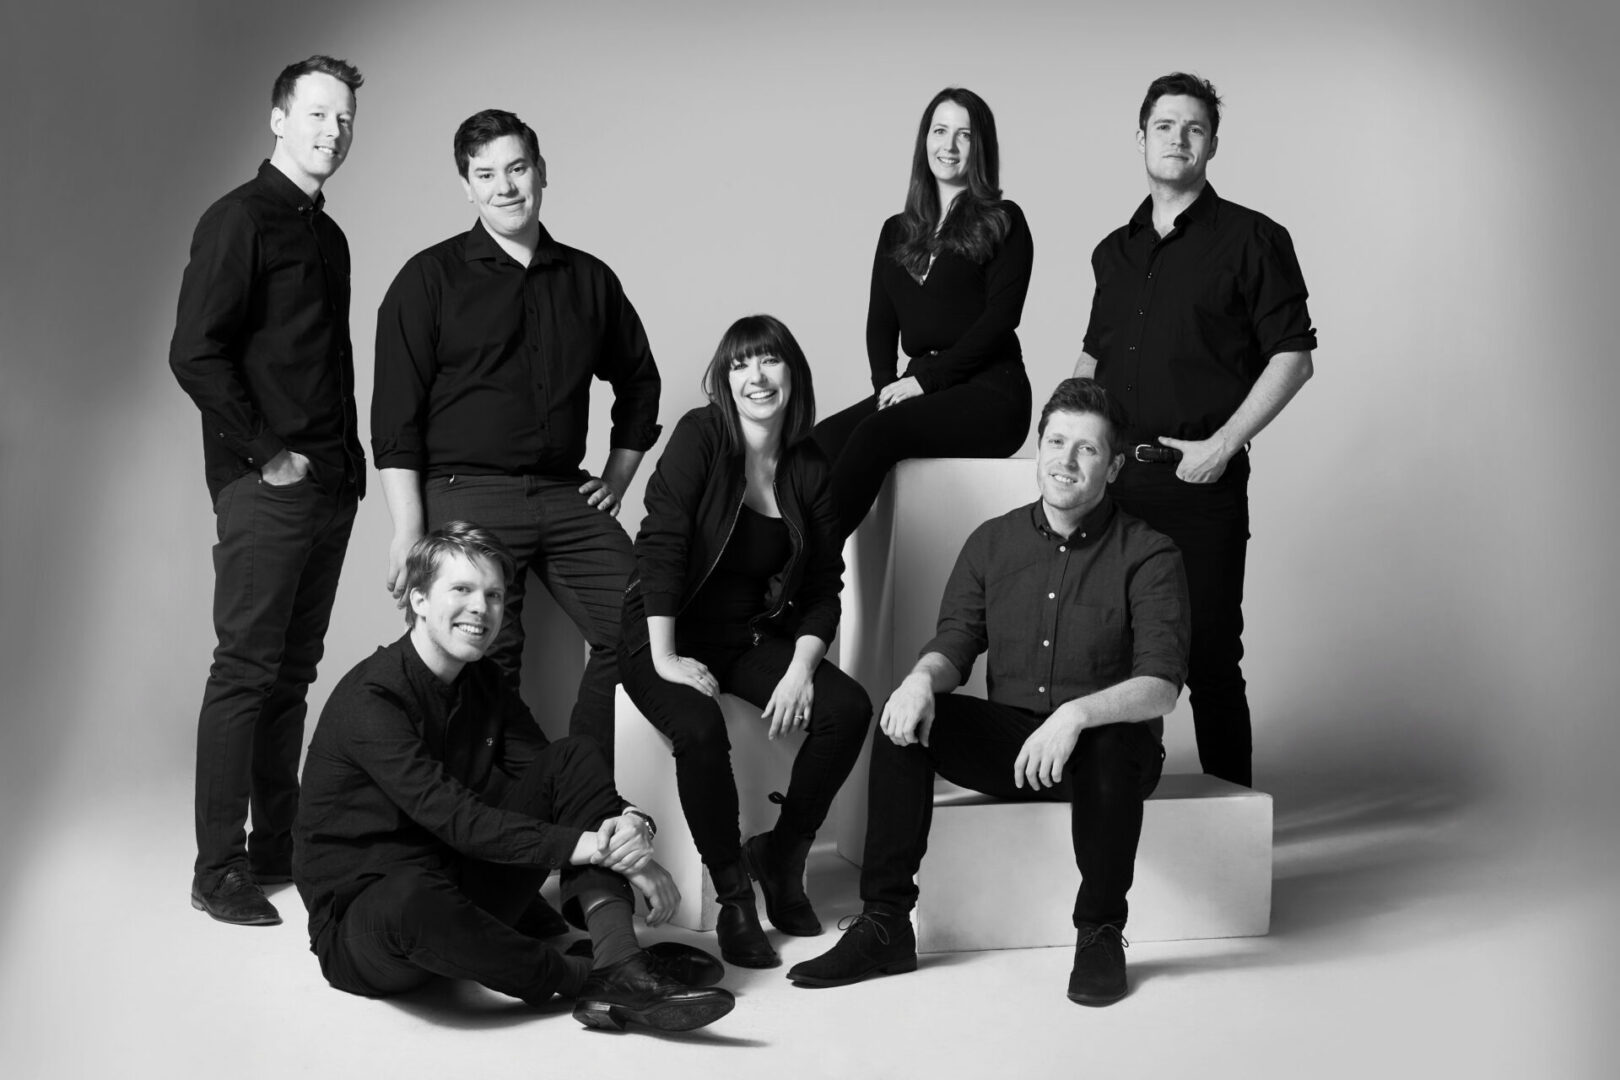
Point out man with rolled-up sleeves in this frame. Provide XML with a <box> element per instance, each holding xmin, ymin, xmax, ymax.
<box><xmin>1077</xmin><ymin>71</ymin><xmax>1318</xmax><ymax>788</ymax></box>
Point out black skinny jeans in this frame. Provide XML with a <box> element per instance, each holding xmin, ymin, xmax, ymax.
<box><xmin>315</xmin><ymin>737</ymin><xmax>629</xmax><ymax>1005</ymax></box>
<box><xmin>812</xmin><ymin>365</ymin><xmax>1031</xmax><ymax>539</ymax></box>
<box><xmin>860</xmin><ymin>695</ymin><xmax>1165</xmax><ymax>930</ymax></box>
<box><xmin>618</xmin><ymin>629</ymin><xmax>872</xmax><ymax>866</ymax></box>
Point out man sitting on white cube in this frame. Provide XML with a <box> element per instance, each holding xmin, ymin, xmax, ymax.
<box><xmin>789</xmin><ymin>379</ymin><xmax>1190</xmax><ymax>1006</ymax></box>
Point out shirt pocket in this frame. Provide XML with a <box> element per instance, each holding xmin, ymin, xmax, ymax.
<box><xmin>1060</xmin><ymin>603</ymin><xmax>1130</xmax><ymax>679</ymax></box>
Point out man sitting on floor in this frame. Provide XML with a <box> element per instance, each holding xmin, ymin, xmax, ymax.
<box><xmin>292</xmin><ymin>522</ymin><xmax>733</xmax><ymax>1032</ymax></box>
<box><xmin>788</xmin><ymin>379</ymin><xmax>1190</xmax><ymax>1005</ymax></box>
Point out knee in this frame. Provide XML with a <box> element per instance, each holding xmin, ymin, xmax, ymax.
<box><xmin>667</xmin><ymin>714</ymin><xmax>732</xmax><ymax>763</ymax></box>
<box><xmin>363</xmin><ymin>868</ymin><xmax>456</xmax><ymax>932</ymax></box>
<box><xmin>1069</xmin><ymin>728</ymin><xmax>1154</xmax><ymax>803</ymax></box>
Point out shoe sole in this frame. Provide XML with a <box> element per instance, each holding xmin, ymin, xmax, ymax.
<box><xmin>1066</xmin><ymin>987</ymin><xmax>1127</xmax><ymax>1007</ymax></box>
<box><xmin>787</xmin><ymin>955</ymin><xmax>918</xmax><ymax>988</ymax></box>
<box><xmin>573</xmin><ymin>991</ymin><xmax>736</xmax><ymax>1032</ymax></box>
<box><xmin>741</xmin><ymin>837</ymin><xmax>824</xmax><ymax>937</ymax></box>
<box><xmin>719</xmin><ymin>947</ymin><xmax>782</xmax><ymax>969</ymax></box>
<box><xmin>190</xmin><ymin>894</ymin><xmax>281</xmax><ymax>926</ymax></box>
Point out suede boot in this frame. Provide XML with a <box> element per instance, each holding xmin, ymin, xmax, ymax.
<box><xmin>707</xmin><ymin>860</ymin><xmax>780</xmax><ymax>968</ymax></box>
<box><xmin>742</xmin><ymin>830</ymin><xmax>822</xmax><ymax>936</ymax></box>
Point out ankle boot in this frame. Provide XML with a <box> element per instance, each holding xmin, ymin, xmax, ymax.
<box><xmin>742</xmin><ymin>831</ymin><xmax>822</xmax><ymax>936</ymax></box>
<box><xmin>706</xmin><ymin>861</ymin><xmax>779</xmax><ymax>968</ymax></box>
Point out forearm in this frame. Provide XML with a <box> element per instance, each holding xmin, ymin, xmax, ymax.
<box><xmin>1055</xmin><ymin>676</ymin><xmax>1180</xmax><ymax>732</ymax></box>
<box><xmin>601</xmin><ymin>447</ymin><xmax>645</xmax><ymax>494</ymax></box>
<box><xmin>646</xmin><ymin>615</ymin><xmax>679</xmax><ymax>658</ymax></box>
<box><xmin>788</xmin><ymin>634</ymin><xmax>826</xmax><ymax>673</ymax></box>
<box><xmin>380</xmin><ymin>468</ymin><xmax>425</xmax><ymax>536</ymax></box>
<box><xmin>1072</xmin><ymin>351</ymin><xmax>1099</xmax><ymax>380</ymax></box>
<box><xmin>1210</xmin><ymin>350</ymin><xmax>1313</xmax><ymax>451</ymax></box>
<box><xmin>905</xmin><ymin>651</ymin><xmax>965</xmax><ymax>696</ymax></box>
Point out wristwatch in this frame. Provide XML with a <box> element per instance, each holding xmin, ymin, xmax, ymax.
<box><xmin>623</xmin><ymin>806</ymin><xmax>657</xmax><ymax>839</ymax></box>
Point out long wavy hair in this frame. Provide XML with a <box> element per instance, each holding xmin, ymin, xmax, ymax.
<box><xmin>891</xmin><ymin>87</ymin><xmax>1011</xmax><ymax>276</ymax></box>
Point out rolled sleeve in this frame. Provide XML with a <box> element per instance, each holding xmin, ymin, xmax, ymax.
<box><xmin>597</xmin><ymin>272</ymin><xmax>663</xmax><ymax>452</ymax></box>
<box><xmin>1127</xmin><ymin>544</ymin><xmax>1191</xmax><ymax>691</ymax></box>
<box><xmin>371</xmin><ymin>259</ymin><xmax>440</xmax><ymax>471</ymax></box>
<box><xmin>1248</xmin><ymin>222</ymin><xmax>1318</xmax><ymax>360</ymax></box>
<box><xmin>921</xmin><ymin>525</ymin><xmax>991</xmax><ymax>683</ymax></box>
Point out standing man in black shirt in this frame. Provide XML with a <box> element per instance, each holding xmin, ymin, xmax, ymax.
<box><xmin>1078</xmin><ymin>72</ymin><xmax>1317</xmax><ymax>788</ymax></box>
<box><xmin>373</xmin><ymin>108</ymin><xmax>661</xmax><ymax>773</ymax></box>
<box><xmin>170</xmin><ymin>55</ymin><xmax>366</xmax><ymax>926</ymax></box>
<box><xmin>788</xmin><ymin>379</ymin><xmax>1189</xmax><ymax>1006</ymax></box>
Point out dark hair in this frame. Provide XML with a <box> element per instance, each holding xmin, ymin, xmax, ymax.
<box><xmin>402</xmin><ymin>522</ymin><xmax>517</xmax><ymax>628</ymax></box>
<box><xmin>271</xmin><ymin>55</ymin><xmax>363</xmax><ymax>113</ymax></box>
<box><xmin>453</xmin><ymin>109</ymin><xmax>542</xmax><ymax>179</ymax></box>
<box><xmin>1138</xmin><ymin>72</ymin><xmax>1223</xmax><ymax>136</ymax></box>
<box><xmin>892</xmin><ymin>87</ymin><xmax>1012</xmax><ymax>277</ymax></box>
<box><xmin>1038</xmin><ymin>378</ymin><xmax>1125</xmax><ymax>458</ymax></box>
<box><xmin>700</xmin><ymin>315</ymin><xmax>817</xmax><ymax>455</ymax></box>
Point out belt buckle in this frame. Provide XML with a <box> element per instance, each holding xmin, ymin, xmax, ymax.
<box><xmin>1132</xmin><ymin>443</ymin><xmax>1159</xmax><ymax>464</ymax></box>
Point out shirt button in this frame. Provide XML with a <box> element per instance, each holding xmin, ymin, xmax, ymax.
<box><xmin>1037</xmin><ymin>686</ymin><xmax>1046</xmax><ymax>693</ymax></box>
<box><xmin>485</xmin><ymin>737</ymin><xmax>493</xmax><ymax>746</ymax></box>
<box><xmin>1042</xmin><ymin>640</ymin><xmax>1050</xmax><ymax>647</ymax></box>
<box><xmin>1128</xmin><ymin>346</ymin><xmax>1137</xmax><ymax>351</ymax></box>
<box><xmin>1059</xmin><ymin>545</ymin><xmax>1067</xmax><ymax>552</ymax></box>
<box><xmin>1080</xmin><ymin>533</ymin><xmax>1087</xmax><ymax>539</ymax></box>
<box><xmin>1048</xmin><ymin>592</ymin><xmax>1056</xmax><ymax>599</ymax></box>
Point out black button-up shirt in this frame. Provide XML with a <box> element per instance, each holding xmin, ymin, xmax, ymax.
<box><xmin>371</xmin><ymin>221</ymin><xmax>662</xmax><ymax>479</ymax></box>
<box><xmin>169</xmin><ymin>160</ymin><xmax>365</xmax><ymax>505</ymax></box>
<box><xmin>924</xmin><ymin>497</ymin><xmax>1189</xmax><ymax>736</ymax></box>
<box><xmin>293</xmin><ymin>634</ymin><xmax>608</xmax><ymax>950</ymax></box>
<box><xmin>1083</xmin><ymin>184</ymin><xmax>1317</xmax><ymax>447</ymax></box>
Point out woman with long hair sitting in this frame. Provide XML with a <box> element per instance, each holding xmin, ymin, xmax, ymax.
<box><xmin>814</xmin><ymin>86</ymin><xmax>1034</xmax><ymax>537</ymax></box>
<box><xmin>619</xmin><ymin>315</ymin><xmax>872</xmax><ymax>968</ymax></box>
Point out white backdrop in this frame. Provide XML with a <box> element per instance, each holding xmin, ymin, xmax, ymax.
<box><xmin>2</xmin><ymin>0</ymin><xmax>1616</xmax><ymax>917</ymax></box>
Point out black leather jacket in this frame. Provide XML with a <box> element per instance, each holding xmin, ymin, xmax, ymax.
<box><xmin>622</xmin><ymin>404</ymin><xmax>842</xmax><ymax>654</ymax></box>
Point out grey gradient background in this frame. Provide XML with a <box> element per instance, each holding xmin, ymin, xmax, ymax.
<box><xmin>2</xmin><ymin>0</ymin><xmax>1616</xmax><ymax>1061</ymax></box>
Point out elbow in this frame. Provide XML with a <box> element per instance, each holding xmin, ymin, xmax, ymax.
<box><xmin>1293</xmin><ymin>351</ymin><xmax>1315</xmax><ymax>386</ymax></box>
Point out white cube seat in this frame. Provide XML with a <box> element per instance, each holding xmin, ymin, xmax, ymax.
<box><xmin>913</xmin><ymin>773</ymin><xmax>1273</xmax><ymax>952</ymax></box>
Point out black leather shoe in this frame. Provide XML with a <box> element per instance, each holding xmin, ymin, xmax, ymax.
<box><xmin>742</xmin><ymin>831</ymin><xmax>823</xmax><ymax>936</ymax></box>
<box><xmin>1067</xmin><ymin>923</ymin><xmax>1128</xmax><ymax>1006</ymax></box>
<box><xmin>191</xmin><ymin>868</ymin><xmax>281</xmax><ymax>926</ymax></box>
<box><xmin>786</xmin><ymin>909</ymin><xmax>916</xmax><ymax>988</ymax></box>
<box><xmin>708</xmin><ymin>861</ymin><xmax>780</xmax><ymax>968</ymax></box>
<box><xmin>565</xmin><ymin>940</ymin><xmax>725</xmax><ymax>988</ymax></box>
<box><xmin>513</xmin><ymin>894</ymin><xmax>571</xmax><ymax>939</ymax></box>
<box><xmin>573</xmin><ymin>952</ymin><xmax>735</xmax><ymax>1032</ymax></box>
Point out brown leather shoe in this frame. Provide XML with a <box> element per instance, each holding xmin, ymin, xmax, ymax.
<box><xmin>191</xmin><ymin>868</ymin><xmax>281</xmax><ymax>926</ymax></box>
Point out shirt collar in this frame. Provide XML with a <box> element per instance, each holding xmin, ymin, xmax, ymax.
<box><xmin>462</xmin><ymin>218</ymin><xmax>566</xmax><ymax>267</ymax></box>
<box><xmin>1027</xmin><ymin>494</ymin><xmax>1117</xmax><ymax>544</ymax></box>
<box><xmin>257</xmin><ymin>159</ymin><xmax>324</xmax><ymax>215</ymax></box>
<box><xmin>1127</xmin><ymin>182</ymin><xmax>1220</xmax><ymax>237</ymax></box>
<box><xmin>398</xmin><ymin>631</ymin><xmax>460</xmax><ymax>704</ymax></box>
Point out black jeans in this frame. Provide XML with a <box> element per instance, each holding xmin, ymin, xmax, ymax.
<box><xmin>425</xmin><ymin>473</ymin><xmax>634</xmax><ymax>765</ymax></box>
<box><xmin>618</xmin><ymin>629</ymin><xmax>872</xmax><ymax>865</ymax></box>
<box><xmin>860</xmin><ymin>695</ymin><xmax>1165</xmax><ymax>929</ymax></box>
<box><xmin>194</xmin><ymin>472</ymin><xmax>357</xmax><ymax>887</ymax></box>
<box><xmin>1111</xmin><ymin>455</ymin><xmax>1252</xmax><ymax>786</ymax></box>
<box><xmin>812</xmin><ymin>366</ymin><xmax>1030</xmax><ymax>539</ymax></box>
<box><xmin>316</xmin><ymin>737</ymin><xmax>628</xmax><ymax>1005</ymax></box>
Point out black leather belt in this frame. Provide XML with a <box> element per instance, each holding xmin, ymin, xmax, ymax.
<box><xmin>1131</xmin><ymin>444</ymin><xmax>1182</xmax><ymax>464</ymax></box>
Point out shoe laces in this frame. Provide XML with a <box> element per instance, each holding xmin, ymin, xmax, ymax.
<box><xmin>1077</xmin><ymin>924</ymin><xmax>1129</xmax><ymax>952</ymax></box>
<box><xmin>837</xmin><ymin>911</ymin><xmax>897</xmax><ymax>946</ymax></box>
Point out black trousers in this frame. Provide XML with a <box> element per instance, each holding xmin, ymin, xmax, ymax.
<box><xmin>316</xmin><ymin>737</ymin><xmax>628</xmax><ymax>1005</ymax></box>
<box><xmin>194</xmin><ymin>472</ymin><xmax>357</xmax><ymax>887</ymax></box>
<box><xmin>1111</xmin><ymin>455</ymin><xmax>1252</xmax><ymax>786</ymax></box>
<box><xmin>425</xmin><ymin>473</ymin><xmax>634</xmax><ymax>766</ymax></box>
<box><xmin>812</xmin><ymin>366</ymin><xmax>1030</xmax><ymax>538</ymax></box>
<box><xmin>618</xmin><ymin>629</ymin><xmax>872</xmax><ymax>865</ymax></box>
<box><xmin>860</xmin><ymin>695</ymin><xmax>1165</xmax><ymax>930</ymax></box>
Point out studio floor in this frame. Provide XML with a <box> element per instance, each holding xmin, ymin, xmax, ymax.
<box><xmin>0</xmin><ymin>772</ymin><xmax>1607</xmax><ymax>1080</ymax></box>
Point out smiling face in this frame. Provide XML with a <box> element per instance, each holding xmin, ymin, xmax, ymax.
<box><xmin>408</xmin><ymin>552</ymin><xmax>506</xmax><ymax>681</ymax></box>
<box><xmin>461</xmin><ymin>134</ymin><xmax>544</xmax><ymax>241</ymax></box>
<box><xmin>269</xmin><ymin>72</ymin><xmax>356</xmax><ymax>195</ymax></box>
<box><xmin>1036</xmin><ymin>409</ymin><xmax>1122</xmax><ymax>527</ymax></box>
<box><xmin>925</xmin><ymin>99</ymin><xmax>973</xmax><ymax>188</ymax></box>
<box><xmin>727</xmin><ymin>352</ymin><xmax>792</xmax><ymax>428</ymax></box>
<box><xmin>1137</xmin><ymin>93</ymin><xmax>1217</xmax><ymax>191</ymax></box>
